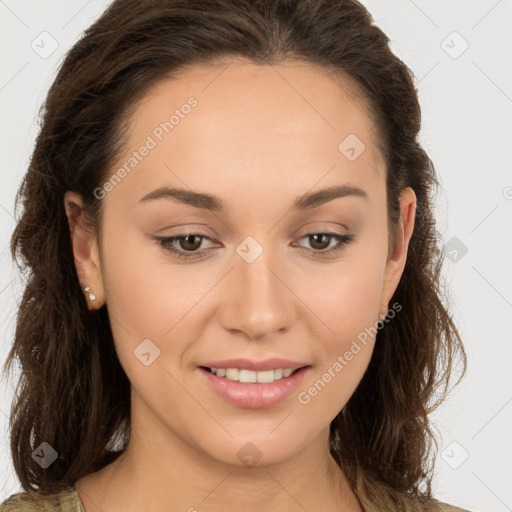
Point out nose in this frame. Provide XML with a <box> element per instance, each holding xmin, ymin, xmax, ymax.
<box><xmin>218</xmin><ymin>245</ymin><xmax>295</xmax><ymax>340</ymax></box>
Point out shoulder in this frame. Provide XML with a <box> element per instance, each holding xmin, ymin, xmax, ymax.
<box><xmin>0</xmin><ymin>487</ymin><xmax>82</xmax><ymax>512</ymax></box>
<box><xmin>431</xmin><ymin>499</ymin><xmax>476</xmax><ymax>512</ymax></box>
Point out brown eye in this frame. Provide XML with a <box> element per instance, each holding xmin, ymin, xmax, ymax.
<box><xmin>307</xmin><ymin>234</ymin><xmax>332</xmax><ymax>251</ymax></box>
<box><xmin>156</xmin><ymin>233</ymin><xmax>215</xmax><ymax>260</ymax></box>
<box><xmin>178</xmin><ymin>234</ymin><xmax>204</xmax><ymax>252</ymax></box>
<box><xmin>295</xmin><ymin>232</ymin><xmax>355</xmax><ymax>259</ymax></box>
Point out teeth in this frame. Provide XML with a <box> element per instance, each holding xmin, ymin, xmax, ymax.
<box><xmin>226</xmin><ymin>368</ymin><xmax>239</xmax><ymax>380</ymax></box>
<box><xmin>239</xmin><ymin>369</ymin><xmax>257</xmax><ymax>383</ymax></box>
<box><xmin>256</xmin><ymin>370</ymin><xmax>275</xmax><ymax>383</ymax></box>
<box><xmin>210</xmin><ymin>367</ymin><xmax>297</xmax><ymax>383</ymax></box>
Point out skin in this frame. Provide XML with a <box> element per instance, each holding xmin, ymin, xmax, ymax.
<box><xmin>65</xmin><ymin>58</ymin><xmax>416</xmax><ymax>512</ymax></box>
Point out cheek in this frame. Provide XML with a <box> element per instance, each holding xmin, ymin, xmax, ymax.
<box><xmin>312</xmin><ymin>252</ymin><xmax>387</xmax><ymax>342</ymax></box>
<box><xmin>295</xmin><ymin>286</ymin><xmax>379</xmax><ymax>426</ymax></box>
<box><xmin>101</xmin><ymin>226</ymin><xmax>220</xmax><ymax>387</ymax></box>
<box><xmin>320</xmin><ymin>272</ymin><xmax>382</xmax><ymax>324</ymax></box>
<box><xmin>102</xmin><ymin>227</ymin><xmax>193</xmax><ymax>332</ymax></box>
<box><xmin>314</xmin><ymin>216</ymin><xmax>389</xmax><ymax>334</ymax></box>
<box><xmin>295</xmin><ymin>255</ymin><xmax>387</xmax><ymax>417</ymax></box>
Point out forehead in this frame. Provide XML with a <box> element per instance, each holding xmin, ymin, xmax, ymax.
<box><xmin>109</xmin><ymin>58</ymin><xmax>386</xmax><ymax>207</ymax></box>
<box><xmin>132</xmin><ymin>57</ymin><xmax>378</xmax><ymax>144</ymax></box>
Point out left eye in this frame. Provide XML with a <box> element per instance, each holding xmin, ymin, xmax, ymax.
<box><xmin>156</xmin><ymin>231</ymin><xmax>354</xmax><ymax>260</ymax></box>
<box><xmin>296</xmin><ymin>233</ymin><xmax>350</xmax><ymax>252</ymax></box>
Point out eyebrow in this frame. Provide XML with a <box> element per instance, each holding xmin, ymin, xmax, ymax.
<box><xmin>138</xmin><ymin>184</ymin><xmax>368</xmax><ymax>213</ymax></box>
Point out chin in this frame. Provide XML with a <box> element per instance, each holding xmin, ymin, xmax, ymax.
<box><xmin>196</xmin><ymin>427</ymin><xmax>314</xmax><ymax>469</ymax></box>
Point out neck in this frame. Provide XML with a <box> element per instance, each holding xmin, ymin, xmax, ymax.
<box><xmin>76</xmin><ymin>405</ymin><xmax>363</xmax><ymax>512</ymax></box>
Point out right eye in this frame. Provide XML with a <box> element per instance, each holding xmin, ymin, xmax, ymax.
<box><xmin>155</xmin><ymin>233</ymin><xmax>217</xmax><ymax>260</ymax></box>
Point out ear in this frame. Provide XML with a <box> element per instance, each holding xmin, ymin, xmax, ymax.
<box><xmin>64</xmin><ymin>191</ymin><xmax>105</xmax><ymax>311</ymax></box>
<box><xmin>379</xmin><ymin>187</ymin><xmax>416</xmax><ymax>318</ymax></box>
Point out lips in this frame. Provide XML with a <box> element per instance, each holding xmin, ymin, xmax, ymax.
<box><xmin>199</xmin><ymin>358</ymin><xmax>308</xmax><ymax>372</ymax></box>
<box><xmin>196</xmin><ymin>358</ymin><xmax>311</xmax><ymax>408</ymax></box>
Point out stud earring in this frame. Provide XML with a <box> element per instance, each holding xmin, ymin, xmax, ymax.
<box><xmin>83</xmin><ymin>286</ymin><xmax>96</xmax><ymax>301</ymax></box>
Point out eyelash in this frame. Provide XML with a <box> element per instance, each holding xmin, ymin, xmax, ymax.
<box><xmin>155</xmin><ymin>231</ymin><xmax>355</xmax><ymax>260</ymax></box>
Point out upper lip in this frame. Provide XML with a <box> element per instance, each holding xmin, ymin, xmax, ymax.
<box><xmin>199</xmin><ymin>358</ymin><xmax>310</xmax><ymax>372</ymax></box>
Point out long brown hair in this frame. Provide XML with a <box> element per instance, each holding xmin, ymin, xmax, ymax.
<box><xmin>4</xmin><ymin>0</ymin><xmax>466</xmax><ymax>509</ymax></box>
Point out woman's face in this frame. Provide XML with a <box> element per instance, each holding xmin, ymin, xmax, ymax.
<box><xmin>68</xmin><ymin>58</ymin><xmax>415</xmax><ymax>467</ymax></box>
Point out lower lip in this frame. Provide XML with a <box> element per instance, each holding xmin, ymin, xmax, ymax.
<box><xmin>197</xmin><ymin>366</ymin><xmax>310</xmax><ymax>409</ymax></box>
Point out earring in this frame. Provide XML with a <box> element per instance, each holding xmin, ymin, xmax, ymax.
<box><xmin>83</xmin><ymin>286</ymin><xmax>96</xmax><ymax>301</ymax></box>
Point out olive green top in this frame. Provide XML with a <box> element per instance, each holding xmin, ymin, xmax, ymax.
<box><xmin>0</xmin><ymin>488</ymin><xmax>84</xmax><ymax>512</ymax></box>
<box><xmin>0</xmin><ymin>487</ymin><xmax>474</xmax><ymax>511</ymax></box>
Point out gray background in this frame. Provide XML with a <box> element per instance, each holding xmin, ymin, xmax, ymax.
<box><xmin>0</xmin><ymin>1</ymin><xmax>511</xmax><ymax>511</ymax></box>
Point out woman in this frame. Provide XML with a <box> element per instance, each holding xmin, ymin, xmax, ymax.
<box><xmin>1</xmin><ymin>0</ymin><xmax>469</xmax><ymax>510</ymax></box>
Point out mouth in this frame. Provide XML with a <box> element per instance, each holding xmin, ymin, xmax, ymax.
<box><xmin>199</xmin><ymin>366</ymin><xmax>306</xmax><ymax>383</ymax></box>
<box><xmin>197</xmin><ymin>364</ymin><xmax>311</xmax><ymax>409</ymax></box>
